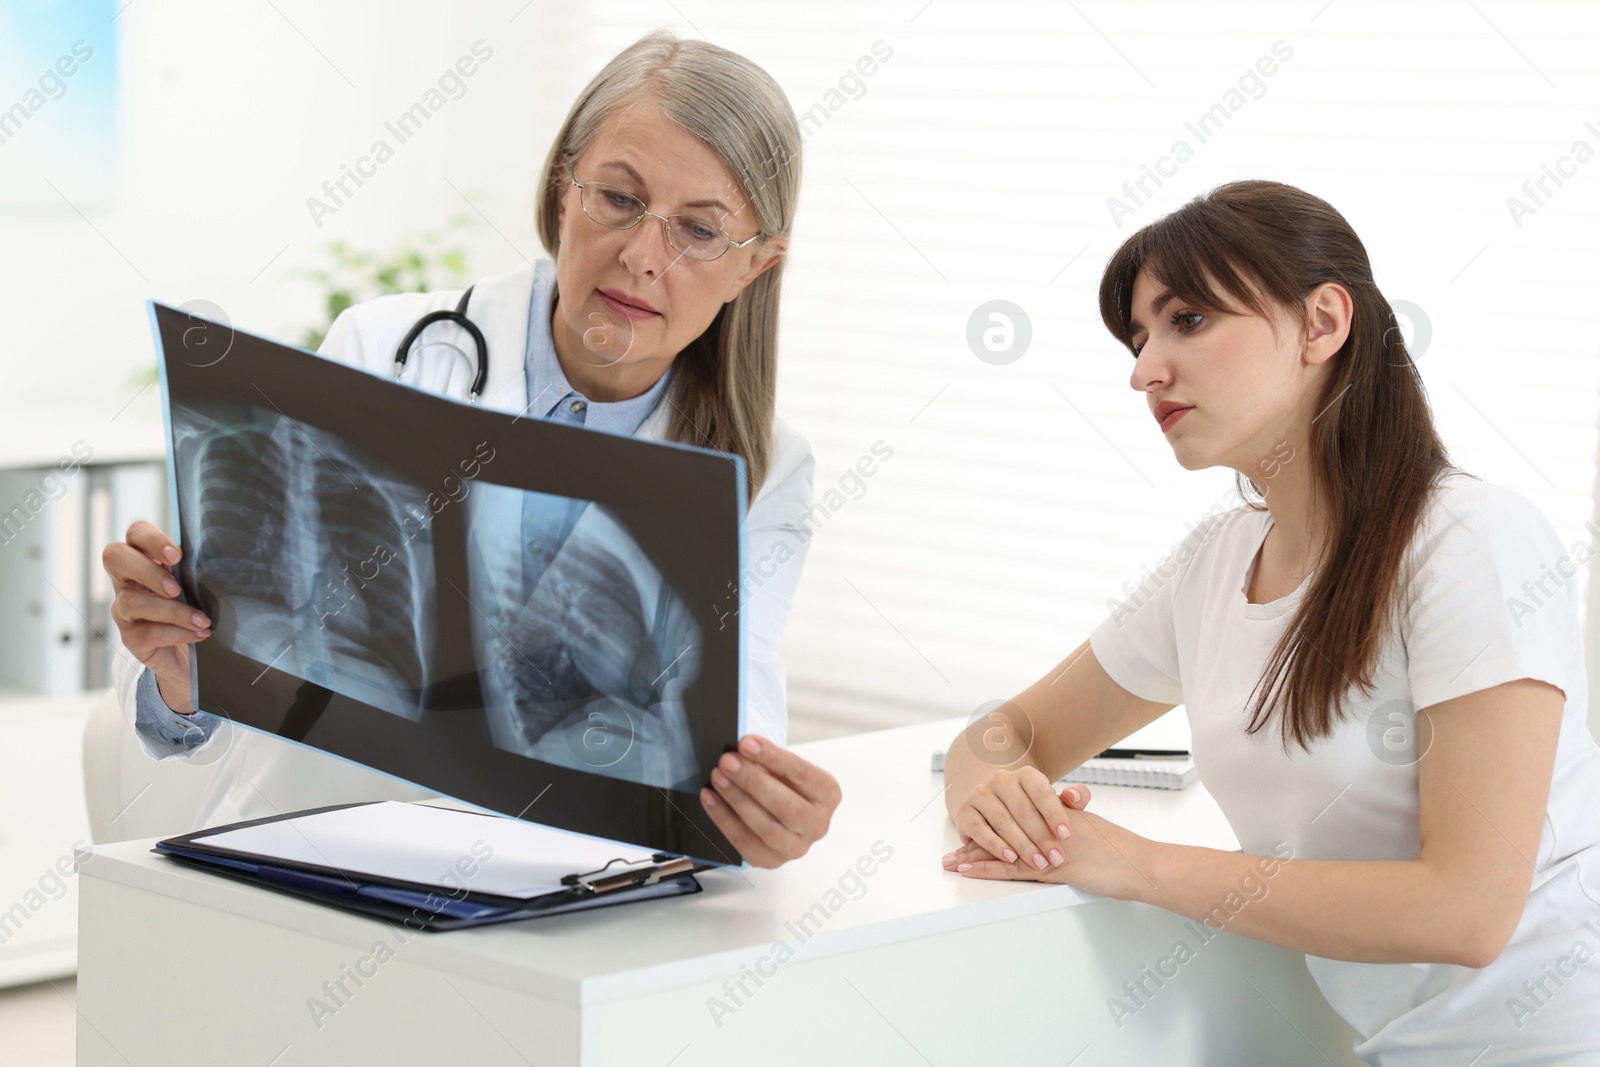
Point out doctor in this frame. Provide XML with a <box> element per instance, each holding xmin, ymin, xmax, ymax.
<box><xmin>101</xmin><ymin>30</ymin><xmax>840</xmax><ymax>869</ymax></box>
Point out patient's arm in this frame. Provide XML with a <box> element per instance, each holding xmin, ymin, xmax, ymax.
<box><xmin>942</xmin><ymin>637</ymin><xmax>1175</xmax><ymax>870</ymax></box>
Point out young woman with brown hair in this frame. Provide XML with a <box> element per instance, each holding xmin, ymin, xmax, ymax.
<box><xmin>942</xmin><ymin>179</ymin><xmax>1600</xmax><ymax>1063</ymax></box>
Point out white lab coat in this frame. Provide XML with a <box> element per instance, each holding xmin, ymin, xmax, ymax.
<box><xmin>112</xmin><ymin>259</ymin><xmax>816</xmax><ymax>829</ymax></box>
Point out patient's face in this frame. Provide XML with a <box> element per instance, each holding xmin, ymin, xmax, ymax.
<box><xmin>551</xmin><ymin>98</ymin><xmax>777</xmax><ymax>399</ymax></box>
<box><xmin>1125</xmin><ymin>265</ymin><xmax>1315</xmax><ymax>475</ymax></box>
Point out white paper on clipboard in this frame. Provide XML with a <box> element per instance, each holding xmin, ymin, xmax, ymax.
<box><xmin>192</xmin><ymin>801</ymin><xmax>658</xmax><ymax>899</ymax></box>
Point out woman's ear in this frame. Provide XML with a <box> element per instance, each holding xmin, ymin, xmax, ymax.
<box><xmin>1302</xmin><ymin>281</ymin><xmax>1353</xmax><ymax>366</ymax></box>
<box><xmin>724</xmin><ymin>236</ymin><xmax>789</xmax><ymax>304</ymax></box>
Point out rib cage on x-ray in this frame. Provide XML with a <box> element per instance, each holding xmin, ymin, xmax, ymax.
<box><xmin>480</xmin><ymin>523</ymin><xmax>674</xmax><ymax>734</ymax></box>
<box><xmin>174</xmin><ymin>403</ymin><xmax>704</xmax><ymax>787</ymax></box>
<box><xmin>466</xmin><ymin>487</ymin><xmax>704</xmax><ymax>788</ymax></box>
<box><xmin>183</xmin><ymin>411</ymin><xmax>435</xmax><ymax>721</ymax></box>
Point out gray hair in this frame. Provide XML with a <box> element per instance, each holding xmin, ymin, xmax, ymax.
<box><xmin>535</xmin><ymin>30</ymin><xmax>803</xmax><ymax>496</ymax></box>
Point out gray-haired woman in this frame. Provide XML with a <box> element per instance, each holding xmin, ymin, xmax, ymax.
<box><xmin>103</xmin><ymin>30</ymin><xmax>839</xmax><ymax>869</ymax></box>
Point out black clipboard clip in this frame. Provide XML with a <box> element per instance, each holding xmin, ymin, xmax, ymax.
<box><xmin>562</xmin><ymin>852</ymin><xmax>697</xmax><ymax>895</ymax></box>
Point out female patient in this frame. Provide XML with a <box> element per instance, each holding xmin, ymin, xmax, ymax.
<box><xmin>102</xmin><ymin>31</ymin><xmax>838</xmax><ymax>868</ymax></box>
<box><xmin>941</xmin><ymin>179</ymin><xmax>1600</xmax><ymax>1062</ymax></box>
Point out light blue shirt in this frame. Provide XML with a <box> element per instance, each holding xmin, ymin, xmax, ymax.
<box><xmin>134</xmin><ymin>276</ymin><xmax>673</xmax><ymax>748</ymax></box>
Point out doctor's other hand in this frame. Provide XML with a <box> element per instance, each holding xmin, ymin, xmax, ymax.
<box><xmin>102</xmin><ymin>520</ymin><xmax>211</xmax><ymax>715</ymax></box>
<box><xmin>951</xmin><ymin>766</ymin><xmax>1090</xmax><ymax>874</ymax></box>
<box><xmin>701</xmin><ymin>735</ymin><xmax>841</xmax><ymax>868</ymax></box>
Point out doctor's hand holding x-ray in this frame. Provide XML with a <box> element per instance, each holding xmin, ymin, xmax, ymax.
<box><xmin>101</xmin><ymin>30</ymin><xmax>839</xmax><ymax>869</ymax></box>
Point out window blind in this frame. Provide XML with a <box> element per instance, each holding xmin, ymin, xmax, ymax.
<box><xmin>576</xmin><ymin>1</ymin><xmax>1600</xmax><ymax>739</ymax></box>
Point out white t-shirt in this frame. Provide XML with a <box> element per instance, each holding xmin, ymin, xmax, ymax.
<box><xmin>1089</xmin><ymin>472</ymin><xmax>1600</xmax><ymax>1065</ymax></box>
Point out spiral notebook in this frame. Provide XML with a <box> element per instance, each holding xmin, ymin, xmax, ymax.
<box><xmin>1061</xmin><ymin>757</ymin><xmax>1196</xmax><ymax>791</ymax></box>
<box><xmin>929</xmin><ymin>749</ymin><xmax>1197</xmax><ymax>791</ymax></box>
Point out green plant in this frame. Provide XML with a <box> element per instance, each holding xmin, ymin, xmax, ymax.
<box><xmin>298</xmin><ymin>212</ymin><xmax>477</xmax><ymax>350</ymax></box>
<box><xmin>128</xmin><ymin>213</ymin><xmax>482</xmax><ymax>393</ymax></box>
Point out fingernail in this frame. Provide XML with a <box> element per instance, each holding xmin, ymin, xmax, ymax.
<box><xmin>163</xmin><ymin>546</ymin><xmax>179</xmax><ymax>562</ymax></box>
<box><xmin>1049</xmin><ymin>849</ymin><xmax>1064</xmax><ymax>865</ymax></box>
<box><xmin>1032</xmin><ymin>853</ymin><xmax>1047</xmax><ymax>869</ymax></box>
<box><xmin>722</xmin><ymin>753</ymin><xmax>742</xmax><ymax>773</ymax></box>
<box><xmin>1002</xmin><ymin>848</ymin><xmax>1017</xmax><ymax>863</ymax></box>
<box><xmin>740</xmin><ymin>736</ymin><xmax>761</xmax><ymax>755</ymax></box>
<box><xmin>711</xmin><ymin>769</ymin><xmax>729</xmax><ymax>789</ymax></box>
<box><xmin>1063</xmin><ymin>822</ymin><xmax>1072</xmax><ymax>838</ymax></box>
<box><xmin>191</xmin><ymin>613</ymin><xmax>209</xmax><ymax>628</ymax></box>
<box><xmin>1057</xmin><ymin>823</ymin><xmax>1070</xmax><ymax>840</ymax></box>
<box><xmin>942</xmin><ymin>852</ymin><xmax>955</xmax><ymax>866</ymax></box>
<box><xmin>702</xmin><ymin>788</ymin><xmax>718</xmax><ymax>807</ymax></box>
<box><xmin>957</xmin><ymin>863</ymin><xmax>972</xmax><ymax>872</ymax></box>
<box><xmin>163</xmin><ymin>579</ymin><xmax>180</xmax><ymax>596</ymax></box>
<box><xmin>1069</xmin><ymin>787</ymin><xmax>1083</xmax><ymax>804</ymax></box>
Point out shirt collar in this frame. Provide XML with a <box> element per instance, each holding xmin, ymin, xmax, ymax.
<box><xmin>525</xmin><ymin>266</ymin><xmax>672</xmax><ymax>435</ymax></box>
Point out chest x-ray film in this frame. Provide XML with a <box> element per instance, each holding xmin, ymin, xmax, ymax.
<box><xmin>148</xmin><ymin>301</ymin><xmax>747</xmax><ymax>865</ymax></box>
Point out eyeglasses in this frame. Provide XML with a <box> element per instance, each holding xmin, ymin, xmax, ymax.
<box><xmin>570</xmin><ymin>178</ymin><xmax>763</xmax><ymax>262</ymax></box>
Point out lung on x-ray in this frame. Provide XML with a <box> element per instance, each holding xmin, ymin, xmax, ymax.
<box><xmin>149</xmin><ymin>301</ymin><xmax>746</xmax><ymax>865</ymax></box>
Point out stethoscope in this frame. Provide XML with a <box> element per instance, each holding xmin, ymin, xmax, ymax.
<box><xmin>392</xmin><ymin>285</ymin><xmax>489</xmax><ymax>403</ymax></box>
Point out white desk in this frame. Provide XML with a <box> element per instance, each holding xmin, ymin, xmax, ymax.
<box><xmin>77</xmin><ymin>718</ymin><xmax>1362</xmax><ymax>1066</ymax></box>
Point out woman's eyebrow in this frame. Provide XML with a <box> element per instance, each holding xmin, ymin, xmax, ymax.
<box><xmin>596</xmin><ymin>159</ymin><xmax>647</xmax><ymax>186</ymax></box>
<box><xmin>595</xmin><ymin>159</ymin><xmax>735</xmax><ymax>217</ymax></box>
<box><xmin>1127</xmin><ymin>288</ymin><xmax>1176</xmax><ymax>334</ymax></box>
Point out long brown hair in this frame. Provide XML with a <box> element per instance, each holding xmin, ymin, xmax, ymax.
<box><xmin>1098</xmin><ymin>179</ymin><xmax>1464</xmax><ymax>750</ymax></box>
<box><xmin>535</xmin><ymin>30</ymin><xmax>802</xmax><ymax>499</ymax></box>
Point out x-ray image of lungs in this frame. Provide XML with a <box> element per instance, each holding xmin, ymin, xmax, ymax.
<box><xmin>463</xmin><ymin>481</ymin><xmax>703</xmax><ymax>791</ymax></box>
<box><xmin>173</xmin><ymin>405</ymin><xmax>437</xmax><ymax>722</ymax></box>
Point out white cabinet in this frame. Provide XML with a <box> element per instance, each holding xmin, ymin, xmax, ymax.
<box><xmin>0</xmin><ymin>406</ymin><xmax>166</xmax><ymax>986</ymax></box>
<box><xmin>0</xmin><ymin>692</ymin><xmax>95</xmax><ymax>987</ymax></box>
<box><xmin>0</xmin><ymin>462</ymin><xmax>166</xmax><ymax>695</ymax></box>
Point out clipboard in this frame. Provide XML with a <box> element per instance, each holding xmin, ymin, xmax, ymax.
<box><xmin>154</xmin><ymin>802</ymin><xmax>709</xmax><ymax>931</ymax></box>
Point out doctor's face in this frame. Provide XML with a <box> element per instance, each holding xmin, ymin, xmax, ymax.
<box><xmin>1127</xmin><ymin>265</ymin><xmax>1325</xmax><ymax>475</ymax></box>
<box><xmin>551</xmin><ymin>100</ymin><xmax>784</xmax><ymax>400</ymax></box>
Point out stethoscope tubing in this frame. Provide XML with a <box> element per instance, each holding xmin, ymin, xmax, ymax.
<box><xmin>392</xmin><ymin>285</ymin><xmax>489</xmax><ymax>403</ymax></box>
